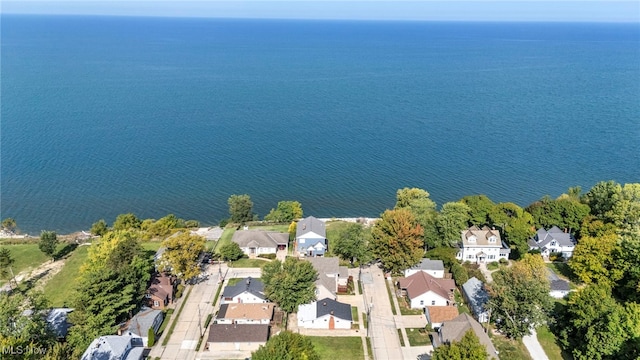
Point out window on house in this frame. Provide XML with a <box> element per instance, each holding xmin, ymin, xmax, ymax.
<box><xmin>145</xmin><ymin>294</ymin><xmax>151</xmax><ymax>298</ymax></box>
<box><xmin>489</xmin><ymin>237</ymin><xmax>496</xmax><ymax>243</ymax></box>
<box><xmin>467</xmin><ymin>255</ymin><xmax>474</xmax><ymax>259</ymax></box>
<box><xmin>488</xmin><ymin>255</ymin><xmax>495</xmax><ymax>260</ymax></box>
<box><xmin>420</xmin><ymin>300</ymin><xmax>424</xmax><ymax>305</ymax></box>
<box><xmin>431</xmin><ymin>301</ymin><xmax>436</xmax><ymax>305</ymax></box>
<box><xmin>300</xmin><ymin>239</ymin><xmax>305</xmax><ymax>244</ymax></box>
<box><xmin>153</xmin><ymin>301</ymin><xmax>159</xmax><ymax>307</ymax></box>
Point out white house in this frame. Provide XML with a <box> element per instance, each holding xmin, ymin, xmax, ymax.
<box><xmin>456</xmin><ymin>226</ymin><xmax>510</xmax><ymax>263</ymax></box>
<box><xmin>221</xmin><ymin>277</ymin><xmax>267</xmax><ymax>304</ymax></box>
<box><xmin>297</xmin><ymin>298</ymin><xmax>353</xmax><ymax>330</ymax></box>
<box><xmin>215</xmin><ymin>303</ymin><xmax>274</xmax><ymax>325</ymax></box>
<box><xmin>207</xmin><ymin>324</ymin><xmax>270</xmax><ymax>352</ymax></box>
<box><xmin>397</xmin><ymin>271</ymin><xmax>456</xmax><ymax>309</ymax></box>
<box><xmin>296</xmin><ymin>216</ymin><xmax>328</xmax><ymax>257</ymax></box>
<box><xmin>528</xmin><ymin>226</ymin><xmax>577</xmax><ymax>259</ymax></box>
<box><xmin>461</xmin><ymin>277</ymin><xmax>490</xmax><ymax>323</ymax></box>
<box><xmin>81</xmin><ymin>336</ymin><xmax>144</xmax><ymax>360</ymax></box>
<box><xmin>404</xmin><ymin>258</ymin><xmax>445</xmax><ymax>278</ymax></box>
<box><xmin>231</xmin><ymin>230</ymin><xmax>288</xmax><ymax>257</ymax></box>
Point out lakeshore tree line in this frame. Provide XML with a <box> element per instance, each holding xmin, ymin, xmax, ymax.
<box><xmin>0</xmin><ymin>180</ymin><xmax>638</xmax><ymax>359</ymax></box>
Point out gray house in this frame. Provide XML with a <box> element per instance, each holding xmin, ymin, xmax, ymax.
<box><xmin>121</xmin><ymin>307</ymin><xmax>164</xmax><ymax>347</ymax></box>
<box><xmin>221</xmin><ymin>277</ymin><xmax>267</xmax><ymax>304</ymax></box>
<box><xmin>232</xmin><ymin>230</ymin><xmax>288</xmax><ymax>257</ymax></box>
<box><xmin>433</xmin><ymin>313</ymin><xmax>498</xmax><ymax>359</ymax></box>
<box><xmin>296</xmin><ymin>216</ymin><xmax>328</xmax><ymax>257</ymax></box>
<box><xmin>461</xmin><ymin>277</ymin><xmax>490</xmax><ymax>323</ymax></box>
<box><xmin>528</xmin><ymin>226</ymin><xmax>577</xmax><ymax>259</ymax></box>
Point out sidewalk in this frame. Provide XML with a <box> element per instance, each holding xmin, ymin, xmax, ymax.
<box><xmin>522</xmin><ymin>329</ymin><xmax>549</xmax><ymax>360</ymax></box>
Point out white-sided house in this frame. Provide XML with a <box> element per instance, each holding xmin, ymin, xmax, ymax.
<box><xmin>550</xmin><ymin>279</ymin><xmax>571</xmax><ymax>299</ymax></box>
<box><xmin>297</xmin><ymin>298</ymin><xmax>353</xmax><ymax>330</ymax></box>
<box><xmin>528</xmin><ymin>226</ymin><xmax>577</xmax><ymax>259</ymax></box>
<box><xmin>296</xmin><ymin>216</ymin><xmax>328</xmax><ymax>257</ymax></box>
<box><xmin>221</xmin><ymin>277</ymin><xmax>267</xmax><ymax>304</ymax></box>
<box><xmin>81</xmin><ymin>336</ymin><xmax>144</xmax><ymax>360</ymax></box>
<box><xmin>404</xmin><ymin>258</ymin><xmax>445</xmax><ymax>278</ymax></box>
<box><xmin>456</xmin><ymin>226</ymin><xmax>510</xmax><ymax>264</ymax></box>
<box><xmin>231</xmin><ymin>230</ymin><xmax>288</xmax><ymax>257</ymax></box>
<box><xmin>207</xmin><ymin>324</ymin><xmax>270</xmax><ymax>352</ymax></box>
<box><xmin>120</xmin><ymin>307</ymin><xmax>164</xmax><ymax>347</ymax></box>
<box><xmin>397</xmin><ymin>271</ymin><xmax>456</xmax><ymax>309</ymax></box>
<box><xmin>461</xmin><ymin>277</ymin><xmax>490</xmax><ymax>323</ymax></box>
<box><xmin>215</xmin><ymin>303</ymin><xmax>274</xmax><ymax>325</ymax></box>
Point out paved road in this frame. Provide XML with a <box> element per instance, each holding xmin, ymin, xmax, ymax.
<box><xmin>522</xmin><ymin>329</ymin><xmax>550</xmax><ymax>360</ymax></box>
<box><xmin>361</xmin><ymin>265</ymin><xmax>404</xmax><ymax>360</ymax></box>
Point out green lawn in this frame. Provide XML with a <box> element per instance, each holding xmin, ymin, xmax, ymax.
<box><xmin>44</xmin><ymin>245</ymin><xmax>90</xmax><ymax>307</ymax></box>
<box><xmin>325</xmin><ymin>221</ymin><xmax>352</xmax><ymax>256</ymax></box>
<box><xmin>454</xmin><ymin>288</ymin><xmax>471</xmax><ymax>315</ymax></box>
<box><xmin>406</xmin><ymin>328</ymin><xmax>431</xmax><ymax>346</ymax></box>
<box><xmin>385</xmin><ymin>279</ymin><xmax>398</xmax><ymax>315</ymax></box>
<box><xmin>307</xmin><ymin>336</ymin><xmax>364</xmax><ymax>360</ymax></box>
<box><xmin>490</xmin><ymin>333</ymin><xmax>532</xmax><ymax>360</ymax></box>
<box><xmin>397</xmin><ymin>329</ymin><xmax>405</xmax><ymax>346</ymax></box>
<box><xmin>351</xmin><ymin>306</ymin><xmax>359</xmax><ymax>323</ymax></box>
<box><xmin>228</xmin><ymin>258</ymin><xmax>269</xmax><ymax>268</ymax></box>
<box><xmin>214</xmin><ymin>227</ymin><xmax>237</xmax><ymax>254</ymax></box>
<box><xmin>537</xmin><ymin>326</ymin><xmax>572</xmax><ymax>360</ymax></box>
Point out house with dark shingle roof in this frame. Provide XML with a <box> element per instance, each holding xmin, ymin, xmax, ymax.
<box><xmin>297</xmin><ymin>297</ymin><xmax>353</xmax><ymax>329</ymax></box>
<box><xmin>461</xmin><ymin>277</ymin><xmax>490</xmax><ymax>323</ymax></box>
<box><xmin>306</xmin><ymin>257</ymin><xmax>349</xmax><ymax>300</ymax></box>
<box><xmin>296</xmin><ymin>216</ymin><xmax>328</xmax><ymax>257</ymax></box>
<box><xmin>232</xmin><ymin>230</ymin><xmax>288</xmax><ymax>257</ymax></box>
<box><xmin>206</xmin><ymin>324</ymin><xmax>270</xmax><ymax>352</ymax></box>
<box><xmin>456</xmin><ymin>226</ymin><xmax>510</xmax><ymax>263</ymax></box>
<box><xmin>398</xmin><ymin>271</ymin><xmax>456</xmax><ymax>309</ymax></box>
<box><xmin>404</xmin><ymin>258</ymin><xmax>445</xmax><ymax>278</ymax></box>
<box><xmin>120</xmin><ymin>307</ymin><xmax>164</xmax><ymax>347</ymax></box>
<box><xmin>221</xmin><ymin>277</ymin><xmax>267</xmax><ymax>304</ymax></box>
<box><xmin>528</xmin><ymin>226</ymin><xmax>577</xmax><ymax>259</ymax></box>
<box><xmin>433</xmin><ymin>313</ymin><xmax>498</xmax><ymax>359</ymax></box>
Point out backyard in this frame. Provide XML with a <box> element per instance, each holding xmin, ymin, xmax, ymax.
<box><xmin>406</xmin><ymin>327</ymin><xmax>431</xmax><ymax>346</ymax></box>
<box><xmin>307</xmin><ymin>336</ymin><xmax>364</xmax><ymax>360</ymax></box>
<box><xmin>43</xmin><ymin>245</ymin><xmax>90</xmax><ymax>307</ymax></box>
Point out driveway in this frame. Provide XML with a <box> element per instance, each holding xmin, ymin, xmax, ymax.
<box><xmin>522</xmin><ymin>329</ymin><xmax>549</xmax><ymax>360</ymax></box>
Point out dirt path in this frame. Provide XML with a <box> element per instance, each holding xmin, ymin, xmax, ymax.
<box><xmin>1</xmin><ymin>258</ymin><xmax>67</xmax><ymax>293</ymax></box>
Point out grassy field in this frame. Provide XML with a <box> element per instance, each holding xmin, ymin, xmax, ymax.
<box><xmin>307</xmin><ymin>336</ymin><xmax>364</xmax><ymax>360</ymax></box>
<box><xmin>537</xmin><ymin>325</ymin><xmax>571</xmax><ymax>360</ymax></box>
<box><xmin>44</xmin><ymin>245</ymin><xmax>90</xmax><ymax>307</ymax></box>
<box><xmin>406</xmin><ymin>328</ymin><xmax>431</xmax><ymax>346</ymax></box>
<box><xmin>1</xmin><ymin>244</ymin><xmax>49</xmax><ymax>276</ymax></box>
<box><xmin>214</xmin><ymin>227</ymin><xmax>237</xmax><ymax>254</ymax></box>
<box><xmin>490</xmin><ymin>333</ymin><xmax>532</xmax><ymax>360</ymax></box>
<box><xmin>228</xmin><ymin>258</ymin><xmax>269</xmax><ymax>268</ymax></box>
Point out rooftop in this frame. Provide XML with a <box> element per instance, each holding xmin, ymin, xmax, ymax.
<box><xmin>207</xmin><ymin>324</ymin><xmax>270</xmax><ymax>343</ymax></box>
<box><xmin>217</xmin><ymin>303</ymin><xmax>275</xmax><ymax>321</ymax></box>
<box><xmin>296</xmin><ymin>216</ymin><xmax>326</xmax><ymax>238</ymax></box>
<box><xmin>232</xmin><ymin>230</ymin><xmax>289</xmax><ymax>248</ymax></box>
<box><xmin>81</xmin><ymin>335</ymin><xmax>144</xmax><ymax>360</ymax></box>
<box><xmin>398</xmin><ymin>271</ymin><xmax>456</xmax><ymax>300</ymax></box>
<box><xmin>222</xmin><ymin>277</ymin><xmax>265</xmax><ymax>300</ymax></box>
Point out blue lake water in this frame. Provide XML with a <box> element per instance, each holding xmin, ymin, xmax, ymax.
<box><xmin>1</xmin><ymin>15</ymin><xmax>639</xmax><ymax>234</ymax></box>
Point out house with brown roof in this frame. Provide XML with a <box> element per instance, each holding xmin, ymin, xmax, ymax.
<box><xmin>425</xmin><ymin>306</ymin><xmax>460</xmax><ymax>328</ymax></box>
<box><xmin>433</xmin><ymin>313</ymin><xmax>498</xmax><ymax>359</ymax></box>
<box><xmin>456</xmin><ymin>226</ymin><xmax>510</xmax><ymax>264</ymax></box>
<box><xmin>397</xmin><ymin>271</ymin><xmax>456</xmax><ymax>309</ymax></box>
<box><xmin>206</xmin><ymin>323</ymin><xmax>270</xmax><ymax>352</ymax></box>
<box><xmin>215</xmin><ymin>303</ymin><xmax>275</xmax><ymax>325</ymax></box>
<box><xmin>146</xmin><ymin>273</ymin><xmax>175</xmax><ymax>310</ymax></box>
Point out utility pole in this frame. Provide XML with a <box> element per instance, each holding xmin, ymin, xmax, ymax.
<box><xmin>198</xmin><ymin>305</ymin><xmax>202</xmax><ymax>337</ymax></box>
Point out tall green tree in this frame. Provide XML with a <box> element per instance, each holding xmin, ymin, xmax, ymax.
<box><xmin>252</xmin><ymin>331</ymin><xmax>320</xmax><ymax>360</ymax></box>
<box><xmin>331</xmin><ymin>223</ymin><xmax>371</xmax><ymax>265</ymax></box>
<box><xmin>219</xmin><ymin>242</ymin><xmax>244</xmax><ymax>261</ymax></box>
<box><xmin>227</xmin><ymin>194</ymin><xmax>254</xmax><ymax>223</ymax></box>
<box><xmin>160</xmin><ymin>232</ymin><xmax>205</xmax><ymax>281</ymax></box>
<box><xmin>569</xmin><ymin>233</ymin><xmax>623</xmax><ymax>288</ymax></box>
<box><xmin>90</xmin><ymin>219</ymin><xmax>108</xmax><ymax>236</ymax></box>
<box><xmin>526</xmin><ymin>197</ymin><xmax>590</xmax><ymax>233</ymax></box>
<box><xmin>488</xmin><ymin>202</ymin><xmax>535</xmax><ymax>259</ymax></box>
<box><xmin>264</xmin><ymin>201</ymin><xmax>303</xmax><ymax>222</ymax></box>
<box><xmin>1</xmin><ymin>218</ymin><xmax>17</xmax><ymax>233</ymax></box>
<box><xmin>583</xmin><ymin>180</ymin><xmax>622</xmax><ymax>224</ymax></box>
<box><xmin>39</xmin><ymin>231</ymin><xmax>58</xmax><ymax>260</ymax></box>
<box><xmin>262</xmin><ymin>258</ymin><xmax>317</xmax><ymax>313</ymax></box>
<box><xmin>0</xmin><ymin>248</ymin><xmax>16</xmax><ymax>285</ymax></box>
<box><xmin>436</xmin><ymin>202</ymin><xmax>471</xmax><ymax>247</ymax></box>
<box><xmin>394</xmin><ymin>187</ymin><xmax>438</xmax><ymax>249</ymax></box>
<box><xmin>112</xmin><ymin>213</ymin><xmax>142</xmax><ymax>231</ymax></box>
<box><xmin>431</xmin><ymin>329</ymin><xmax>489</xmax><ymax>360</ymax></box>
<box><xmin>371</xmin><ymin>208</ymin><xmax>424</xmax><ymax>274</ymax></box>
<box><xmin>460</xmin><ymin>195</ymin><xmax>495</xmax><ymax>226</ymax></box>
<box><xmin>486</xmin><ymin>254</ymin><xmax>552</xmax><ymax>339</ymax></box>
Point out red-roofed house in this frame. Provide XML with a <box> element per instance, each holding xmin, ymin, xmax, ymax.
<box><xmin>397</xmin><ymin>271</ymin><xmax>456</xmax><ymax>309</ymax></box>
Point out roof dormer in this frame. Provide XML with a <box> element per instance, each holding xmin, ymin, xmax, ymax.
<box><xmin>468</xmin><ymin>235</ymin><xmax>477</xmax><ymax>243</ymax></box>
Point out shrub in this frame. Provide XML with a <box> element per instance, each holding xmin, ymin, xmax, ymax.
<box><xmin>258</xmin><ymin>253</ymin><xmax>277</xmax><ymax>260</ymax></box>
<box><xmin>148</xmin><ymin>327</ymin><xmax>155</xmax><ymax>347</ymax></box>
<box><xmin>487</xmin><ymin>261</ymin><xmax>500</xmax><ymax>271</ymax></box>
<box><xmin>451</xmin><ymin>263</ymin><xmax>469</xmax><ymax>285</ymax></box>
<box><xmin>499</xmin><ymin>258</ymin><xmax>508</xmax><ymax>265</ymax></box>
<box><xmin>175</xmin><ymin>284</ymin><xmax>185</xmax><ymax>299</ymax></box>
<box><xmin>219</xmin><ymin>218</ymin><xmax>229</xmax><ymax>228</ymax></box>
<box><xmin>219</xmin><ymin>242</ymin><xmax>244</xmax><ymax>261</ymax></box>
<box><xmin>549</xmin><ymin>252</ymin><xmax>564</xmax><ymax>262</ymax></box>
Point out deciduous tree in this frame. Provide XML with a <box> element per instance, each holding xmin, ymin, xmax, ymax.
<box><xmin>160</xmin><ymin>232</ymin><xmax>205</xmax><ymax>281</ymax></box>
<box><xmin>39</xmin><ymin>230</ymin><xmax>58</xmax><ymax>260</ymax></box>
<box><xmin>90</xmin><ymin>219</ymin><xmax>108</xmax><ymax>236</ymax></box>
<box><xmin>569</xmin><ymin>233</ymin><xmax>623</xmax><ymax>288</ymax></box>
<box><xmin>461</xmin><ymin>195</ymin><xmax>495</xmax><ymax>227</ymax></box>
<box><xmin>262</xmin><ymin>258</ymin><xmax>317</xmax><ymax>313</ymax></box>
<box><xmin>394</xmin><ymin>187</ymin><xmax>438</xmax><ymax>249</ymax></box>
<box><xmin>331</xmin><ymin>222</ymin><xmax>371</xmax><ymax>265</ymax></box>
<box><xmin>1</xmin><ymin>218</ymin><xmax>17</xmax><ymax>233</ymax></box>
<box><xmin>264</xmin><ymin>201</ymin><xmax>303</xmax><ymax>222</ymax></box>
<box><xmin>486</xmin><ymin>254</ymin><xmax>552</xmax><ymax>339</ymax></box>
<box><xmin>252</xmin><ymin>331</ymin><xmax>319</xmax><ymax>360</ymax></box>
<box><xmin>431</xmin><ymin>329</ymin><xmax>489</xmax><ymax>360</ymax></box>
<box><xmin>371</xmin><ymin>208</ymin><xmax>424</xmax><ymax>274</ymax></box>
<box><xmin>227</xmin><ymin>194</ymin><xmax>254</xmax><ymax>223</ymax></box>
<box><xmin>219</xmin><ymin>242</ymin><xmax>244</xmax><ymax>261</ymax></box>
<box><xmin>113</xmin><ymin>213</ymin><xmax>142</xmax><ymax>231</ymax></box>
<box><xmin>436</xmin><ymin>202</ymin><xmax>471</xmax><ymax>247</ymax></box>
